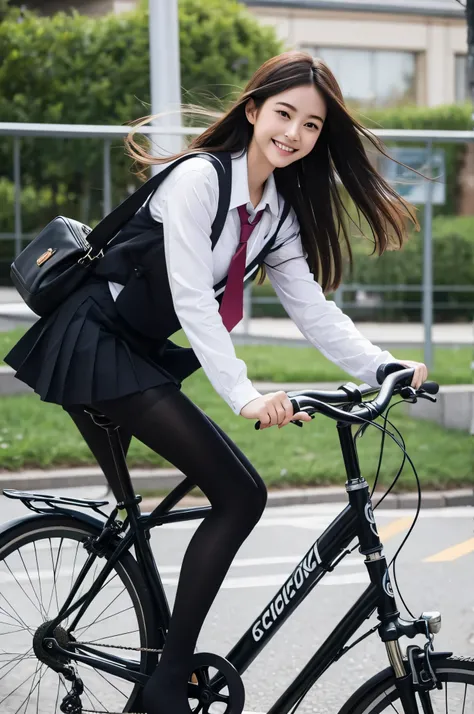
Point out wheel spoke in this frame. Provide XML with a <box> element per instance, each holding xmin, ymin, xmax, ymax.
<box><xmin>82</xmin><ymin>681</ymin><xmax>110</xmax><ymax>712</ymax></box>
<box><xmin>74</xmin><ymin>591</ymin><xmax>130</xmax><ymax>637</ymax></box>
<box><xmin>0</xmin><ymin>600</ymin><xmax>30</xmax><ymax>631</ymax></box>
<box><xmin>33</xmin><ymin>542</ymin><xmax>44</xmax><ymax>619</ymax></box>
<box><xmin>18</xmin><ymin>658</ymin><xmax>40</xmax><ymax>714</ymax></box>
<box><xmin>462</xmin><ymin>682</ymin><xmax>467</xmax><ymax>714</ymax></box>
<box><xmin>48</xmin><ymin>536</ymin><xmax>63</xmax><ymax>616</ymax></box>
<box><xmin>12</xmin><ymin>662</ymin><xmax>43</xmax><ymax>714</ymax></box>
<box><xmin>35</xmin><ymin>663</ymin><xmax>44</xmax><ymax>714</ymax></box>
<box><xmin>0</xmin><ymin>646</ymin><xmax>34</xmax><ymax>684</ymax></box>
<box><xmin>67</xmin><ymin>540</ymin><xmax>80</xmax><ymax>615</ymax></box>
<box><xmin>3</xmin><ymin>560</ymin><xmax>44</xmax><ymax>621</ymax></box>
<box><xmin>26</xmin><ymin>660</ymin><xmax>42</xmax><ymax>714</ymax></box>
<box><xmin>0</xmin><ymin>624</ymin><xmax>32</xmax><ymax>636</ymax></box>
<box><xmin>79</xmin><ymin>628</ymin><xmax>139</xmax><ymax>644</ymax></box>
<box><xmin>54</xmin><ymin>677</ymin><xmax>61</xmax><ymax>713</ymax></box>
<box><xmin>0</xmin><ymin>661</ymin><xmax>37</xmax><ymax>706</ymax></box>
<box><xmin>18</xmin><ymin>549</ymin><xmax>46</xmax><ymax>622</ymax></box>
<box><xmin>92</xmin><ymin>666</ymin><xmax>129</xmax><ymax>698</ymax></box>
<box><xmin>81</xmin><ymin>685</ymin><xmax>97</xmax><ymax>713</ymax></box>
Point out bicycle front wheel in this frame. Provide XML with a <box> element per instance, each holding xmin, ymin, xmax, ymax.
<box><xmin>338</xmin><ymin>655</ymin><xmax>474</xmax><ymax>714</ymax></box>
<box><xmin>0</xmin><ymin>512</ymin><xmax>160</xmax><ymax>713</ymax></box>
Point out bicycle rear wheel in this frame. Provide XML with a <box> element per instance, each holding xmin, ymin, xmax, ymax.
<box><xmin>338</xmin><ymin>655</ymin><xmax>474</xmax><ymax>714</ymax></box>
<box><xmin>0</xmin><ymin>512</ymin><xmax>160</xmax><ymax>713</ymax></box>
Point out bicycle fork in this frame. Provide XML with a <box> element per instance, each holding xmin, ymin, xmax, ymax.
<box><xmin>339</xmin><ymin>422</ymin><xmax>444</xmax><ymax>714</ymax></box>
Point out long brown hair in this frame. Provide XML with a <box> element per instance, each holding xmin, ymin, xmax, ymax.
<box><xmin>125</xmin><ymin>50</ymin><xmax>419</xmax><ymax>292</ymax></box>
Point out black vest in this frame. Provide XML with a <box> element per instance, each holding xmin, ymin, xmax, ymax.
<box><xmin>93</xmin><ymin>151</ymin><xmax>290</xmax><ymax>342</ymax></box>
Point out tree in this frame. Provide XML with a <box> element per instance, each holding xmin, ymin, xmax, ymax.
<box><xmin>0</xmin><ymin>0</ymin><xmax>283</xmax><ymax>225</ymax></box>
<box><xmin>0</xmin><ymin>0</ymin><xmax>13</xmax><ymax>20</ymax></box>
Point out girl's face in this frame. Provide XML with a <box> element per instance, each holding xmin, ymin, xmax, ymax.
<box><xmin>245</xmin><ymin>84</ymin><xmax>327</xmax><ymax>169</ymax></box>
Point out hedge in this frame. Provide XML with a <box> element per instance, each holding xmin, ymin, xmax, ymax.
<box><xmin>251</xmin><ymin>215</ymin><xmax>474</xmax><ymax>323</ymax></box>
<box><xmin>0</xmin><ymin>0</ymin><xmax>283</xmax><ymax>222</ymax></box>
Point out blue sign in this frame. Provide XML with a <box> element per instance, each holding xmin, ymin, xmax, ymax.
<box><xmin>381</xmin><ymin>147</ymin><xmax>446</xmax><ymax>205</ymax></box>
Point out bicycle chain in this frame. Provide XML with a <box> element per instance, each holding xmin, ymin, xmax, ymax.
<box><xmin>71</xmin><ymin>641</ymin><xmax>161</xmax><ymax>714</ymax></box>
<box><xmin>75</xmin><ymin>640</ymin><xmax>161</xmax><ymax>653</ymax></box>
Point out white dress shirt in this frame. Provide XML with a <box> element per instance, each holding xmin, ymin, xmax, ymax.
<box><xmin>109</xmin><ymin>149</ymin><xmax>394</xmax><ymax>415</ymax></box>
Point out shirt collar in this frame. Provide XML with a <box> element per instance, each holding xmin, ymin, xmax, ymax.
<box><xmin>229</xmin><ymin>148</ymin><xmax>279</xmax><ymax>218</ymax></box>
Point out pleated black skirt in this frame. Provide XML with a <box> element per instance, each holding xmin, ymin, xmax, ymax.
<box><xmin>4</xmin><ymin>278</ymin><xmax>200</xmax><ymax>413</ymax></box>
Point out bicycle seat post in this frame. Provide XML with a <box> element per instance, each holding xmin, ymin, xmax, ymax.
<box><xmin>85</xmin><ymin>408</ymin><xmax>141</xmax><ymax>517</ymax></box>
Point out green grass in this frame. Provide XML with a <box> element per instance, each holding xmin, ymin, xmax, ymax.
<box><xmin>3</xmin><ymin>329</ymin><xmax>471</xmax><ymax>384</ymax></box>
<box><xmin>0</xmin><ymin>373</ymin><xmax>471</xmax><ymax>489</ymax></box>
<box><xmin>236</xmin><ymin>344</ymin><xmax>472</xmax><ymax>385</ymax></box>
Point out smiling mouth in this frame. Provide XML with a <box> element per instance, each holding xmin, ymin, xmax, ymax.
<box><xmin>272</xmin><ymin>139</ymin><xmax>296</xmax><ymax>153</ymax></box>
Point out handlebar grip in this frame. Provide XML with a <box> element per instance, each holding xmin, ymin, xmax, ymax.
<box><xmin>376</xmin><ymin>362</ymin><xmax>408</xmax><ymax>385</ymax></box>
<box><xmin>421</xmin><ymin>381</ymin><xmax>439</xmax><ymax>395</ymax></box>
<box><xmin>254</xmin><ymin>398</ymin><xmax>303</xmax><ymax>430</ymax></box>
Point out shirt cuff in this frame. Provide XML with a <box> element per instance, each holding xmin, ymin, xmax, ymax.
<box><xmin>227</xmin><ymin>380</ymin><xmax>262</xmax><ymax>415</ymax></box>
<box><xmin>360</xmin><ymin>351</ymin><xmax>397</xmax><ymax>387</ymax></box>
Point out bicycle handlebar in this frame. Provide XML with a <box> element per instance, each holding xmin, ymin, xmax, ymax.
<box><xmin>254</xmin><ymin>363</ymin><xmax>439</xmax><ymax>430</ymax></box>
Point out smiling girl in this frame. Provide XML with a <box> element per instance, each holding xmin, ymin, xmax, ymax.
<box><xmin>5</xmin><ymin>51</ymin><xmax>427</xmax><ymax>713</ymax></box>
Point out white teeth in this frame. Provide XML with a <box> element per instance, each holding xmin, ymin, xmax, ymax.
<box><xmin>274</xmin><ymin>140</ymin><xmax>295</xmax><ymax>153</ymax></box>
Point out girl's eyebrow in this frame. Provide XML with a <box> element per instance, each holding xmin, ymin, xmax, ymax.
<box><xmin>275</xmin><ymin>101</ymin><xmax>324</xmax><ymax>123</ymax></box>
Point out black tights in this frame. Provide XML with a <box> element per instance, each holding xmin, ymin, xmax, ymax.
<box><xmin>66</xmin><ymin>384</ymin><xmax>267</xmax><ymax>714</ymax></box>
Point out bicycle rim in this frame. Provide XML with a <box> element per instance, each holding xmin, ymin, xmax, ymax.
<box><xmin>340</xmin><ymin>656</ymin><xmax>474</xmax><ymax>714</ymax></box>
<box><xmin>0</xmin><ymin>514</ymin><xmax>159</xmax><ymax>713</ymax></box>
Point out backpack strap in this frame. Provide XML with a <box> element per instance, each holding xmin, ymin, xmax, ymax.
<box><xmin>87</xmin><ymin>151</ymin><xmax>232</xmax><ymax>256</ymax></box>
<box><xmin>208</xmin><ymin>152</ymin><xmax>232</xmax><ymax>249</ymax></box>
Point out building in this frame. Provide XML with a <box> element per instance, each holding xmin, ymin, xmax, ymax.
<box><xmin>12</xmin><ymin>1</ymin><xmax>136</xmax><ymax>16</ymax></box>
<box><xmin>16</xmin><ymin>0</ymin><xmax>468</xmax><ymax>107</ymax></box>
<box><xmin>246</xmin><ymin>1</ymin><xmax>468</xmax><ymax>108</ymax></box>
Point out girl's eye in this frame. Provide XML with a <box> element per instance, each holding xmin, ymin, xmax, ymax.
<box><xmin>275</xmin><ymin>110</ymin><xmax>318</xmax><ymax>130</ymax></box>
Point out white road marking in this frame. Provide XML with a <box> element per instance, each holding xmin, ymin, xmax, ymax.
<box><xmin>158</xmin><ymin>505</ymin><xmax>473</xmax><ymax>530</ymax></box>
<box><xmin>0</xmin><ymin>558</ymin><xmax>365</xmax><ymax>587</ymax></box>
<box><xmin>162</xmin><ymin>572</ymin><xmax>368</xmax><ymax>589</ymax></box>
<box><xmin>156</xmin><ymin>555</ymin><xmax>362</xmax><ymax>573</ymax></box>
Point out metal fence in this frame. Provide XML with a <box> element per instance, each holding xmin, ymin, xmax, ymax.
<box><xmin>1</xmin><ymin>123</ymin><xmax>474</xmax><ymax>368</ymax></box>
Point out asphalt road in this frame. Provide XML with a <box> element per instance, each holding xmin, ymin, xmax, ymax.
<box><xmin>0</xmin><ymin>487</ymin><xmax>472</xmax><ymax>714</ymax></box>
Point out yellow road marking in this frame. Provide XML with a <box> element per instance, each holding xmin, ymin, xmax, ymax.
<box><xmin>424</xmin><ymin>537</ymin><xmax>474</xmax><ymax>563</ymax></box>
<box><xmin>377</xmin><ymin>517</ymin><xmax>413</xmax><ymax>542</ymax></box>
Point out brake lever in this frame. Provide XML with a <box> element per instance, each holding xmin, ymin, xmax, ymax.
<box><xmin>399</xmin><ymin>386</ymin><xmax>437</xmax><ymax>404</ymax></box>
<box><xmin>399</xmin><ymin>385</ymin><xmax>418</xmax><ymax>402</ymax></box>
<box><xmin>418</xmin><ymin>391</ymin><xmax>437</xmax><ymax>403</ymax></box>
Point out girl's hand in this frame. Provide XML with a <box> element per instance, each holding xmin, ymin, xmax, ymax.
<box><xmin>395</xmin><ymin>359</ymin><xmax>428</xmax><ymax>389</ymax></box>
<box><xmin>240</xmin><ymin>391</ymin><xmax>312</xmax><ymax>429</ymax></box>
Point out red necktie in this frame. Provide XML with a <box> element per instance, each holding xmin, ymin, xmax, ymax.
<box><xmin>219</xmin><ymin>204</ymin><xmax>264</xmax><ymax>332</ymax></box>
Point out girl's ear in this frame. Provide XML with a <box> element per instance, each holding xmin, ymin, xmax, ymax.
<box><xmin>245</xmin><ymin>98</ymin><xmax>258</xmax><ymax>126</ymax></box>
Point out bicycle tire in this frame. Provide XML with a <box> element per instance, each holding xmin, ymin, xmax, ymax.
<box><xmin>0</xmin><ymin>512</ymin><xmax>161</xmax><ymax>713</ymax></box>
<box><xmin>337</xmin><ymin>655</ymin><xmax>474</xmax><ymax>714</ymax></box>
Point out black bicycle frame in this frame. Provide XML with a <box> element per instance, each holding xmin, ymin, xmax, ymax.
<box><xmin>45</xmin><ymin>421</ymin><xmax>422</xmax><ymax>713</ymax></box>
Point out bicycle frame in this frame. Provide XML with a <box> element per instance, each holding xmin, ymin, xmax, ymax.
<box><xmin>39</xmin><ymin>420</ymin><xmax>427</xmax><ymax>714</ymax></box>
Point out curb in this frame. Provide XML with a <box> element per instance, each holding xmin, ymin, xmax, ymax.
<box><xmin>0</xmin><ymin>468</ymin><xmax>472</xmax><ymax>509</ymax></box>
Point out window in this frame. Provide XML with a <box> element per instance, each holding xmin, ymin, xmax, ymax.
<box><xmin>302</xmin><ymin>47</ymin><xmax>417</xmax><ymax>108</ymax></box>
<box><xmin>455</xmin><ymin>55</ymin><xmax>469</xmax><ymax>103</ymax></box>
<box><xmin>114</xmin><ymin>1</ymin><xmax>137</xmax><ymax>12</ymax></box>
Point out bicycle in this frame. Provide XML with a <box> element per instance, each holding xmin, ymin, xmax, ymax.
<box><xmin>0</xmin><ymin>363</ymin><xmax>472</xmax><ymax>714</ymax></box>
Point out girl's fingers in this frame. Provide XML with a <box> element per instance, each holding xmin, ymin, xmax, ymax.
<box><xmin>261</xmin><ymin>403</ymin><xmax>278</xmax><ymax>429</ymax></box>
<box><xmin>259</xmin><ymin>409</ymin><xmax>272</xmax><ymax>428</ymax></box>
<box><xmin>278</xmin><ymin>399</ymin><xmax>296</xmax><ymax>427</ymax></box>
<box><xmin>294</xmin><ymin>411</ymin><xmax>312</xmax><ymax>422</ymax></box>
